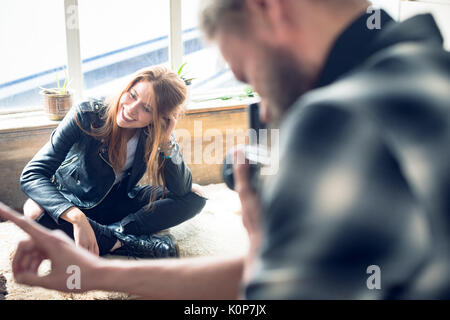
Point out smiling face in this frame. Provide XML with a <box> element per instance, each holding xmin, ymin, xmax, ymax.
<box><xmin>116</xmin><ymin>80</ymin><xmax>155</xmax><ymax>130</ymax></box>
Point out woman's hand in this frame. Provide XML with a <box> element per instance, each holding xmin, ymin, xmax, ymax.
<box><xmin>162</xmin><ymin>112</ymin><xmax>179</xmax><ymax>144</ymax></box>
<box><xmin>61</xmin><ymin>207</ymin><xmax>99</xmax><ymax>256</ymax></box>
<box><xmin>73</xmin><ymin>217</ymin><xmax>100</xmax><ymax>256</ymax></box>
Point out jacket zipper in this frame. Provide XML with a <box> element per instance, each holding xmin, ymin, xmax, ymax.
<box><xmin>87</xmin><ymin>152</ymin><xmax>116</xmax><ymax>209</ymax></box>
<box><xmin>60</xmin><ymin>156</ymin><xmax>78</xmax><ymax>168</ymax></box>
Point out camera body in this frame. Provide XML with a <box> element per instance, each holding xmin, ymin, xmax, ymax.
<box><xmin>222</xmin><ymin>103</ymin><xmax>267</xmax><ymax>193</ymax></box>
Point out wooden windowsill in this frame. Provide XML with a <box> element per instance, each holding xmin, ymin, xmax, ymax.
<box><xmin>0</xmin><ymin>97</ymin><xmax>257</xmax><ymax>134</ymax></box>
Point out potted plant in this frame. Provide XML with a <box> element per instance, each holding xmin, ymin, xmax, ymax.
<box><xmin>191</xmin><ymin>85</ymin><xmax>257</xmax><ymax>103</ymax></box>
<box><xmin>40</xmin><ymin>68</ymin><xmax>73</xmax><ymax>121</ymax></box>
<box><xmin>176</xmin><ymin>62</ymin><xmax>195</xmax><ymax>108</ymax></box>
<box><xmin>177</xmin><ymin>62</ymin><xmax>195</xmax><ymax>86</ymax></box>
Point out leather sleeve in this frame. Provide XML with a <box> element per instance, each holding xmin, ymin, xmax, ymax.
<box><xmin>20</xmin><ymin>106</ymin><xmax>83</xmax><ymax>224</ymax></box>
<box><xmin>161</xmin><ymin>134</ymin><xmax>193</xmax><ymax>196</ymax></box>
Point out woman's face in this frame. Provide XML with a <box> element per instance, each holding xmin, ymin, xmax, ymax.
<box><xmin>116</xmin><ymin>81</ymin><xmax>155</xmax><ymax>129</ymax></box>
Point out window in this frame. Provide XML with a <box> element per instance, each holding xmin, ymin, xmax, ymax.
<box><xmin>181</xmin><ymin>0</ymin><xmax>249</xmax><ymax>106</ymax></box>
<box><xmin>3</xmin><ymin>0</ymin><xmax>448</xmax><ymax>115</ymax></box>
<box><xmin>0</xmin><ymin>0</ymin><xmax>248</xmax><ymax>115</ymax></box>
<box><xmin>0</xmin><ymin>0</ymin><xmax>68</xmax><ymax>113</ymax></box>
<box><xmin>77</xmin><ymin>0</ymin><xmax>170</xmax><ymax>99</ymax></box>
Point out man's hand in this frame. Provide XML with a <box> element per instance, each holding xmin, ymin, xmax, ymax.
<box><xmin>232</xmin><ymin>147</ymin><xmax>262</xmax><ymax>254</ymax></box>
<box><xmin>0</xmin><ymin>202</ymin><xmax>103</xmax><ymax>293</ymax></box>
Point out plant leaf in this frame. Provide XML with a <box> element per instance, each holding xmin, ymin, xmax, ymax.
<box><xmin>177</xmin><ymin>62</ymin><xmax>187</xmax><ymax>75</ymax></box>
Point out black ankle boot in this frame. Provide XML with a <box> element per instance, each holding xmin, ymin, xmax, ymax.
<box><xmin>111</xmin><ymin>231</ymin><xmax>179</xmax><ymax>258</ymax></box>
<box><xmin>107</xmin><ymin>222</ymin><xmax>123</xmax><ymax>233</ymax></box>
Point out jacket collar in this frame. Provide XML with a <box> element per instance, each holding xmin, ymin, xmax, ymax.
<box><xmin>315</xmin><ymin>10</ymin><xmax>444</xmax><ymax>89</ymax></box>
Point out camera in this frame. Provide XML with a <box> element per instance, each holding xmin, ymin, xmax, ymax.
<box><xmin>222</xmin><ymin>103</ymin><xmax>268</xmax><ymax>193</ymax></box>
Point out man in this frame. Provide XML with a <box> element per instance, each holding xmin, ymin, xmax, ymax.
<box><xmin>1</xmin><ymin>0</ymin><xmax>449</xmax><ymax>299</ymax></box>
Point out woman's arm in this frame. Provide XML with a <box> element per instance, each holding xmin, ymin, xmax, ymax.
<box><xmin>20</xmin><ymin>105</ymin><xmax>84</xmax><ymax>223</ymax></box>
<box><xmin>161</xmin><ymin>134</ymin><xmax>193</xmax><ymax>196</ymax></box>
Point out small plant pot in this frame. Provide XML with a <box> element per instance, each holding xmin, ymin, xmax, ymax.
<box><xmin>40</xmin><ymin>91</ymin><xmax>73</xmax><ymax>121</ymax></box>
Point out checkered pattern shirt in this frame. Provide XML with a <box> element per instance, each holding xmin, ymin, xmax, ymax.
<box><xmin>245</xmin><ymin>11</ymin><xmax>450</xmax><ymax>299</ymax></box>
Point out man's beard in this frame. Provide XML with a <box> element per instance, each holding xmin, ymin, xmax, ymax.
<box><xmin>262</xmin><ymin>48</ymin><xmax>315</xmax><ymax>126</ymax></box>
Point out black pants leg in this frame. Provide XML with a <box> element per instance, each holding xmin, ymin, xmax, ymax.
<box><xmin>36</xmin><ymin>181</ymin><xmax>207</xmax><ymax>256</ymax></box>
<box><xmin>116</xmin><ymin>186</ymin><xmax>208</xmax><ymax>236</ymax></box>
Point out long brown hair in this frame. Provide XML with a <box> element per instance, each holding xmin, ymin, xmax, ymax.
<box><xmin>77</xmin><ymin>66</ymin><xmax>187</xmax><ymax>207</ymax></box>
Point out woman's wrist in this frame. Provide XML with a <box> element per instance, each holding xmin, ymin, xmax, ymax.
<box><xmin>158</xmin><ymin>138</ymin><xmax>176</xmax><ymax>157</ymax></box>
<box><xmin>60</xmin><ymin>207</ymin><xmax>86</xmax><ymax>225</ymax></box>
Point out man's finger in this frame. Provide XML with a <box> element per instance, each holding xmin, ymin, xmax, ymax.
<box><xmin>12</xmin><ymin>239</ymin><xmax>37</xmax><ymax>275</ymax></box>
<box><xmin>14</xmin><ymin>272</ymin><xmax>52</xmax><ymax>290</ymax></box>
<box><xmin>29</xmin><ymin>252</ymin><xmax>45</xmax><ymax>274</ymax></box>
<box><xmin>0</xmin><ymin>202</ymin><xmax>49</xmax><ymax>241</ymax></box>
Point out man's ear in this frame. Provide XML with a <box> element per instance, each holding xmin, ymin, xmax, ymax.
<box><xmin>245</xmin><ymin>0</ymin><xmax>290</xmax><ymax>41</ymax></box>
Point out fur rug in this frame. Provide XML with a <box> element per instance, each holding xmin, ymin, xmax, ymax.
<box><xmin>0</xmin><ymin>183</ymin><xmax>248</xmax><ymax>300</ymax></box>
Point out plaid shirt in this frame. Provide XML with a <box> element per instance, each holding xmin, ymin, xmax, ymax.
<box><xmin>245</xmin><ymin>11</ymin><xmax>450</xmax><ymax>299</ymax></box>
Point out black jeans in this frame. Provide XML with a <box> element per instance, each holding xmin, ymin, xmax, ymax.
<box><xmin>37</xmin><ymin>179</ymin><xmax>207</xmax><ymax>256</ymax></box>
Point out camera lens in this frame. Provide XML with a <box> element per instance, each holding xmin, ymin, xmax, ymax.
<box><xmin>222</xmin><ymin>145</ymin><xmax>268</xmax><ymax>193</ymax></box>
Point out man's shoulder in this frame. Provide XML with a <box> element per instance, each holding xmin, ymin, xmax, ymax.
<box><xmin>284</xmin><ymin>41</ymin><xmax>450</xmax><ymax>136</ymax></box>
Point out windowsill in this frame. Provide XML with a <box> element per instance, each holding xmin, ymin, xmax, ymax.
<box><xmin>0</xmin><ymin>110</ymin><xmax>61</xmax><ymax>133</ymax></box>
<box><xmin>0</xmin><ymin>96</ymin><xmax>259</xmax><ymax>134</ymax></box>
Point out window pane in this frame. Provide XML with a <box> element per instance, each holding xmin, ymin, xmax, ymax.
<box><xmin>181</xmin><ymin>0</ymin><xmax>248</xmax><ymax>105</ymax></box>
<box><xmin>78</xmin><ymin>0</ymin><xmax>170</xmax><ymax>99</ymax></box>
<box><xmin>0</xmin><ymin>0</ymin><xmax>67</xmax><ymax>112</ymax></box>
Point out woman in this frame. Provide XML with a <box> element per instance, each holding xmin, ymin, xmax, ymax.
<box><xmin>20</xmin><ymin>66</ymin><xmax>207</xmax><ymax>258</ymax></box>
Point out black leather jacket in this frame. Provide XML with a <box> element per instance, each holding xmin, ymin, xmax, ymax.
<box><xmin>20</xmin><ymin>98</ymin><xmax>192</xmax><ymax>224</ymax></box>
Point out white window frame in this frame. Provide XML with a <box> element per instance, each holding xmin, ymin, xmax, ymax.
<box><xmin>169</xmin><ymin>0</ymin><xmax>183</xmax><ymax>72</ymax></box>
<box><xmin>64</xmin><ymin>0</ymin><xmax>83</xmax><ymax>103</ymax></box>
<box><xmin>63</xmin><ymin>0</ymin><xmax>183</xmax><ymax>103</ymax></box>
<box><xmin>1</xmin><ymin>0</ymin><xmax>254</xmax><ymax>118</ymax></box>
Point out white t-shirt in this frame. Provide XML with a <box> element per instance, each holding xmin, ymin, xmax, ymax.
<box><xmin>113</xmin><ymin>131</ymin><xmax>140</xmax><ymax>185</ymax></box>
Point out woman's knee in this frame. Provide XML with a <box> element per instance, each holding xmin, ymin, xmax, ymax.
<box><xmin>185</xmin><ymin>184</ymin><xmax>208</xmax><ymax>214</ymax></box>
<box><xmin>191</xmin><ymin>183</ymin><xmax>207</xmax><ymax>199</ymax></box>
<box><xmin>23</xmin><ymin>198</ymin><xmax>44</xmax><ymax>221</ymax></box>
